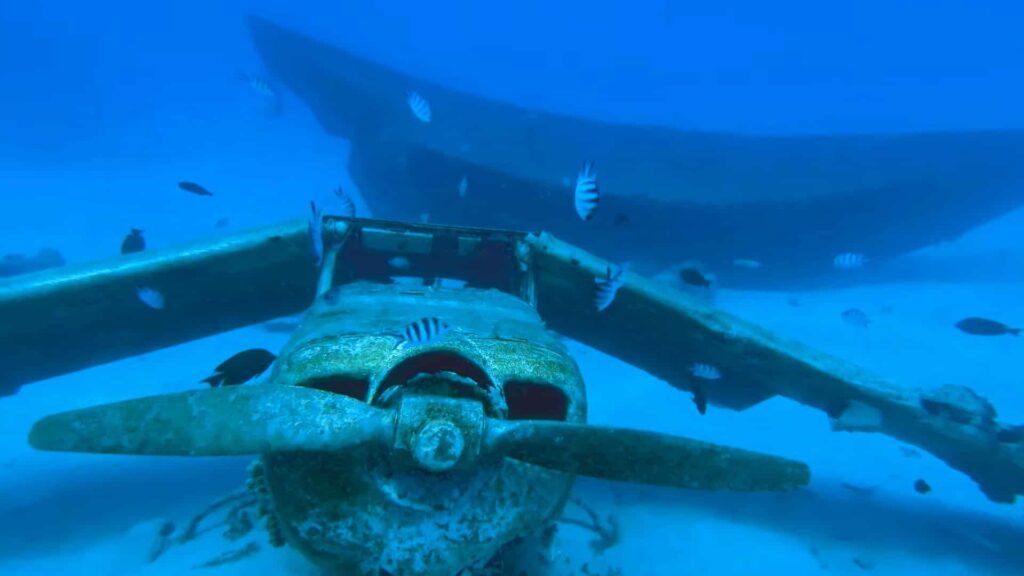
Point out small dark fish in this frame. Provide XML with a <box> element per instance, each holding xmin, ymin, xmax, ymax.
<box><xmin>574</xmin><ymin>161</ymin><xmax>599</xmax><ymax>221</ymax></box>
<box><xmin>308</xmin><ymin>201</ymin><xmax>324</xmax><ymax>266</ymax></box>
<box><xmin>401</xmin><ymin>317</ymin><xmax>449</xmax><ymax>347</ymax></box>
<box><xmin>613</xmin><ymin>212</ymin><xmax>630</xmax><ymax>225</ymax></box>
<box><xmin>679</xmin><ymin>267</ymin><xmax>712</xmax><ymax>288</ymax></box>
<box><xmin>913</xmin><ymin>478</ymin><xmax>931</xmax><ymax>494</ymax></box>
<box><xmin>852</xmin><ymin>557</ymin><xmax>875</xmax><ymax>571</ymax></box>
<box><xmin>178</xmin><ymin>181</ymin><xmax>213</xmax><ymax>196</ymax></box>
<box><xmin>841</xmin><ymin>308</ymin><xmax>871</xmax><ymax>328</ymax></box>
<box><xmin>594</xmin><ymin>264</ymin><xmax>626</xmax><ymax>312</ymax></box>
<box><xmin>201</xmin><ymin>348</ymin><xmax>276</xmax><ymax>387</ymax></box>
<box><xmin>120</xmin><ymin>228</ymin><xmax>145</xmax><ymax>254</ymax></box>
<box><xmin>215</xmin><ymin>217</ymin><xmax>230</xmax><ymax>229</ymax></box>
<box><xmin>955</xmin><ymin>317</ymin><xmax>1020</xmax><ymax>337</ymax></box>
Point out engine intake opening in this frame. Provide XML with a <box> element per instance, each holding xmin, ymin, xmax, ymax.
<box><xmin>375</xmin><ymin>352</ymin><xmax>499</xmax><ymax>414</ymax></box>
<box><xmin>299</xmin><ymin>376</ymin><xmax>369</xmax><ymax>401</ymax></box>
<box><xmin>504</xmin><ymin>381</ymin><xmax>569</xmax><ymax>421</ymax></box>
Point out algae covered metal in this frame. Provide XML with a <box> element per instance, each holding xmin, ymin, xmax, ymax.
<box><xmin>12</xmin><ymin>214</ymin><xmax>1024</xmax><ymax>571</ymax></box>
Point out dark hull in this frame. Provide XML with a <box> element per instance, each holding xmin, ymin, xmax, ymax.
<box><xmin>249</xmin><ymin>16</ymin><xmax>1024</xmax><ymax>287</ymax></box>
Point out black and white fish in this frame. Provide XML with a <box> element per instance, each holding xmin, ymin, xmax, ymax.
<box><xmin>239</xmin><ymin>73</ymin><xmax>275</xmax><ymax>98</ymax></box>
<box><xmin>178</xmin><ymin>181</ymin><xmax>213</xmax><ymax>197</ymax></box>
<box><xmin>239</xmin><ymin>73</ymin><xmax>283</xmax><ymax>115</ymax></box>
<box><xmin>594</xmin><ymin>264</ymin><xmax>626</xmax><ymax>312</ymax></box>
<box><xmin>334</xmin><ymin>186</ymin><xmax>357</xmax><ymax>218</ymax></box>
<box><xmin>137</xmin><ymin>286</ymin><xmax>165</xmax><ymax>309</ymax></box>
<box><xmin>407</xmin><ymin>91</ymin><xmax>432</xmax><ymax>123</ymax></box>
<box><xmin>688</xmin><ymin>363</ymin><xmax>720</xmax><ymax>415</ymax></box>
<box><xmin>201</xmin><ymin>348</ymin><xmax>276</xmax><ymax>387</ymax></box>
<box><xmin>458</xmin><ymin>175</ymin><xmax>469</xmax><ymax>198</ymax></box>
<box><xmin>574</xmin><ymin>161</ymin><xmax>599</xmax><ymax>221</ymax></box>
<box><xmin>401</xmin><ymin>317</ymin><xmax>449</xmax><ymax>347</ymax></box>
<box><xmin>833</xmin><ymin>252</ymin><xmax>866</xmax><ymax>269</ymax></box>
<box><xmin>120</xmin><ymin>228</ymin><xmax>145</xmax><ymax>254</ymax></box>
<box><xmin>955</xmin><ymin>317</ymin><xmax>1020</xmax><ymax>337</ymax></box>
<box><xmin>308</xmin><ymin>201</ymin><xmax>324</xmax><ymax>267</ymax></box>
<box><xmin>841</xmin><ymin>308</ymin><xmax>871</xmax><ymax>328</ymax></box>
<box><xmin>690</xmin><ymin>363</ymin><xmax>721</xmax><ymax>380</ymax></box>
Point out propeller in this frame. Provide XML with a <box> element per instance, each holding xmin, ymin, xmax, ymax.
<box><xmin>29</xmin><ymin>386</ymin><xmax>809</xmax><ymax>491</ymax></box>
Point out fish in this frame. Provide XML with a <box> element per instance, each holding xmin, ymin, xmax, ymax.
<box><xmin>593</xmin><ymin>264</ymin><xmax>626</xmax><ymax>312</ymax></box>
<box><xmin>732</xmin><ymin>259</ymin><xmax>762</xmax><ymax>269</ymax></box>
<box><xmin>689</xmin><ymin>363</ymin><xmax>722</xmax><ymax>380</ymax></box>
<box><xmin>833</xmin><ymin>252</ymin><xmax>867</xmax><ymax>269</ymax></box>
<box><xmin>841</xmin><ymin>308</ymin><xmax>871</xmax><ymax>328</ymax></box>
<box><xmin>688</xmin><ymin>364</ymin><xmax>720</xmax><ymax>414</ymax></box>
<box><xmin>308</xmin><ymin>201</ymin><xmax>324</xmax><ymax>266</ymax></box>
<box><xmin>239</xmin><ymin>73</ymin><xmax>283</xmax><ymax>116</ymax></box>
<box><xmin>136</xmin><ymin>286</ymin><xmax>165</xmax><ymax>309</ymax></box>
<box><xmin>120</xmin><ymin>228</ymin><xmax>145</xmax><ymax>254</ymax></box>
<box><xmin>573</xmin><ymin>161</ymin><xmax>599</xmax><ymax>221</ymax></box>
<box><xmin>0</xmin><ymin>248</ymin><xmax>65</xmax><ymax>277</ymax></box>
<box><xmin>613</xmin><ymin>212</ymin><xmax>630</xmax><ymax>226</ymax></box>
<box><xmin>458</xmin><ymin>175</ymin><xmax>468</xmax><ymax>198</ymax></box>
<box><xmin>914</xmin><ymin>478</ymin><xmax>932</xmax><ymax>494</ymax></box>
<box><xmin>215</xmin><ymin>217</ymin><xmax>230</xmax><ymax>229</ymax></box>
<box><xmin>335</xmin><ymin>186</ymin><xmax>357</xmax><ymax>217</ymax></box>
<box><xmin>178</xmin><ymin>181</ymin><xmax>213</xmax><ymax>197</ymax></box>
<box><xmin>388</xmin><ymin>256</ymin><xmax>411</xmax><ymax>270</ymax></box>
<box><xmin>401</xmin><ymin>317</ymin><xmax>449</xmax><ymax>347</ymax></box>
<box><xmin>239</xmin><ymin>73</ymin><xmax>275</xmax><ymax>97</ymax></box>
<box><xmin>679</xmin><ymin>267</ymin><xmax>713</xmax><ymax>288</ymax></box>
<box><xmin>201</xmin><ymin>348</ymin><xmax>276</xmax><ymax>387</ymax></box>
<box><xmin>407</xmin><ymin>91</ymin><xmax>432</xmax><ymax>123</ymax></box>
<box><xmin>954</xmin><ymin>317</ymin><xmax>1020</xmax><ymax>336</ymax></box>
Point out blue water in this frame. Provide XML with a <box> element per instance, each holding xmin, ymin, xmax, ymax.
<box><xmin>2</xmin><ymin>1</ymin><xmax>1023</xmax><ymax>574</ymax></box>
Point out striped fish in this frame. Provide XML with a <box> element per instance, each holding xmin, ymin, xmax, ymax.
<box><xmin>689</xmin><ymin>363</ymin><xmax>721</xmax><ymax>380</ymax></box>
<box><xmin>407</xmin><ymin>91</ymin><xmax>432</xmax><ymax>123</ymax></box>
<box><xmin>574</xmin><ymin>161</ymin><xmax>600</xmax><ymax>221</ymax></box>
<box><xmin>833</xmin><ymin>252</ymin><xmax>867</xmax><ymax>269</ymax></box>
<box><xmin>335</xmin><ymin>186</ymin><xmax>357</xmax><ymax>218</ymax></box>
<box><xmin>308</xmin><ymin>201</ymin><xmax>324</xmax><ymax>267</ymax></box>
<box><xmin>402</xmin><ymin>317</ymin><xmax>450</xmax><ymax>347</ymax></box>
<box><xmin>594</xmin><ymin>264</ymin><xmax>626</xmax><ymax>312</ymax></box>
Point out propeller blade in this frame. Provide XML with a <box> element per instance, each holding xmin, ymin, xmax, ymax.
<box><xmin>486</xmin><ymin>420</ymin><xmax>810</xmax><ymax>492</ymax></box>
<box><xmin>29</xmin><ymin>386</ymin><xmax>391</xmax><ymax>456</ymax></box>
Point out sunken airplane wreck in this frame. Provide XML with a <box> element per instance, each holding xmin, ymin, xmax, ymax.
<box><xmin>3</xmin><ymin>216</ymin><xmax>1024</xmax><ymax>574</ymax></box>
<box><xmin>247</xmin><ymin>16</ymin><xmax>1024</xmax><ymax>288</ymax></box>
